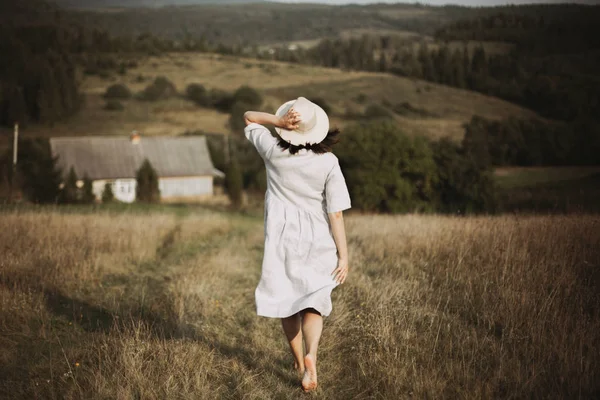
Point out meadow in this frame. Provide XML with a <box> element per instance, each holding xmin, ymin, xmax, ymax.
<box><xmin>1</xmin><ymin>207</ymin><xmax>598</xmax><ymax>399</ymax></box>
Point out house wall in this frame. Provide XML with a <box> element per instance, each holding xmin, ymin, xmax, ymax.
<box><xmin>90</xmin><ymin>176</ymin><xmax>214</xmax><ymax>203</ymax></box>
<box><xmin>158</xmin><ymin>176</ymin><xmax>213</xmax><ymax>198</ymax></box>
<box><xmin>92</xmin><ymin>179</ymin><xmax>137</xmax><ymax>203</ymax></box>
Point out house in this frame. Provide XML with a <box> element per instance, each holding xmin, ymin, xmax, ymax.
<box><xmin>49</xmin><ymin>133</ymin><xmax>225</xmax><ymax>203</ymax></box>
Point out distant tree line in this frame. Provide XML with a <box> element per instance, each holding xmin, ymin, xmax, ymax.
<box><xmin>0</xmin><ymin>24</ymin><xmax>81</xmax><ymax>127</ymax></box>
<box><xmin>259</xmin><ymin>6</ymin><xmax>600</xmax><ymax>126</ymax></box>
<box><xmin>336</xmin><ymin>121</ymin><xmax>497</xmax><ymax>214</ymax></box>
<box><xmin>462</xmin><ymin>116</ymin><xmax>600</xmax><ymax>169</ymax></box>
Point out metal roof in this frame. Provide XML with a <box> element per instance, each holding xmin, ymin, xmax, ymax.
<box><xmin>49</xmin><ymin>136</ymin><xmax>224</xmax><ymax>180</ymax></box>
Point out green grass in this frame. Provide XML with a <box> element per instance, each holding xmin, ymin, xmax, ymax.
<box><xmin>495</xmin><ymin>166</ymin><xmax>600</xmax><ymax>189</ymax></box>
<box><xmin>496</xmin><ymin>167</ymin><xmax>600</xmax><ymax>213</ymax></box>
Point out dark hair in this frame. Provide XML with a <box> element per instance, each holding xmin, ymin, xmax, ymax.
<box><xmin>276</xmin><ymin>129</ymin><xmax>341</xmax><ymax>155</ymax></box>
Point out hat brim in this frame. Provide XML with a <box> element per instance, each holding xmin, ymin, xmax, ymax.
<box><xmin>274</xmin><ymin>100</ymin><xmax>330</xmax><ymax>146</ymax></box>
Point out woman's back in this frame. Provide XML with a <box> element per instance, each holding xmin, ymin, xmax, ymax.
<box><xmin>245</xmin><ymin>123</ymin><xmax>350</xmax><ymax>215</ymax></box>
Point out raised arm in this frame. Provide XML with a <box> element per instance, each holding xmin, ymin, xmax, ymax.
<box><xmin>244</xmin><ymin>109</ymin><xmax>301</xmax><ymax>129</ymax></box>
<box><xmin>328</xmin><ymin>211</ymin><xmax>349</xmax><ymax>284</ymax></box>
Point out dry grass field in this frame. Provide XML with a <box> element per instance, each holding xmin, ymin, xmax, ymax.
<box><xmin>1</xmin><ymin>207</ymin><xmax>598</xmax><ymax>399</ymax></box>
<box><xmin>19</xmin><ymin>52</ymin><xmax>538</xmax><ymax>141</ymax></box>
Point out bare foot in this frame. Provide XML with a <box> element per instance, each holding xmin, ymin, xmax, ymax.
<box><xmin>302</xmin><ymin>354</ymin><xmax>318</xmax><ymax>392</ymax></box>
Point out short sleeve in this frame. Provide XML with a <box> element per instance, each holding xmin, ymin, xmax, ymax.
<box><xmin>244</xmin><ymin>123</ymin><xmax>277</xmax><ymax>159</ymax></box>
<box><xmin>325</xmin><ymin>157</ymin><xmax>352</xmax><ymax>213</ymax></box>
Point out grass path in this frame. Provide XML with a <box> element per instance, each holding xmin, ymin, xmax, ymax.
<box><xmin>1</xmin><ymin>210</ymin><xmax>599</xmax><ymax>398</ymax></box>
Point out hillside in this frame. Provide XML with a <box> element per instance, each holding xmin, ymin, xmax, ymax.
<box><xmin>18</xmin><ymin>53</ymin><xmax>539</xmax><ymax>141</ymax></box>
<box><xmin>57</xmin><ymin>2</ymin><xmax>470</xmax><ymax>45</ymax></box>
<box><xmin>53</xmin><ymin>0</ymin><xmax>264</xmax><ymax>8</ymax></box>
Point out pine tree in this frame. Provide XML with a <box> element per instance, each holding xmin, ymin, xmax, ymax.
<box><xmin>452</xmin><ymin>49</ymin><xmax>467</xmax><ymax>88</ymax></box>
<box><xmin>225</xmin><ymin>155</ymin><xmax>243</xmax><ymax>209</ymax></box>
<box><xmin>61</xmin><ymin>166</ymin><xmax>79</xmax><ymax>204</ymax></box>
<box><xmin>418</xmin><ymin>42</ymin><xmax>436</xmax><ymax>82</ymax></box>
<box><xmin>2</xmin><ymin>84</ymin><xmax>28</xmax><ymax>127</ymax></box>
<box><xmin>82</xmin><ymin>174</ymin><xmax>95</xmax><ymax>204</ymax></box>
<box><xmin>102</xmin><ymin>182</ymin><xmax>114</xmax><ymax>203</ymax></box>
<box><xmin>136</xmin><ymin>158</ymin><xmax>160</xmax><ymax>203</ymax></box>
<box><xmin>17</xmin><ymin>138</ymin><xmax>62</xmax><ymax>203</ymax></box>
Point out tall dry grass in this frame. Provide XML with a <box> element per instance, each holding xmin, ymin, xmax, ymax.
<box><xmin>0</xmin><ymin>209</ymin><xmax>598</xmax><ymax>399</ymax></box>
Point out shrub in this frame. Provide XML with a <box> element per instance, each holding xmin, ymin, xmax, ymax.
<box><xmin>102</xmin><ymin>182</ymin><xmax>114</xmax><ymax>203</ymax></box>
<box><xmin>233</xmin><ymin>86</ymin><xmax>263</xmax><ymax>109</ymax></box>
<box><xmin>136</xmin><ymin>159</ymin><xmax>160</xmax><ymax>203</ymax></box>
<box><xmin>364</xmin><ymin>104</ymin><xmax>393</xmax><ymax>119</ymax></box>
<box><xmin>104</xmin><ymin>100</ymin><xmax>125</xmax><ymax>111</ymax></box>
<box><xmin>355</xmin><ymin>93</ymin><xmax>368</xmax><ymax>104</ymax></box>
<box><xmin>209</xmin><ymin>89</ymin><xmax>235</xmax><ymax>112</ymax></box>
<box><xmin>432</xmin><ymin>138</ymin><xmax>497</xmax><ymax>214</ymax></box>
<box><xmin>137</xmin><ymin>76</ymin><xmax>177</xmax><ymax>101</ymax></box>
<box><xmin>393</xmin><ymin>102</ymin><xmax>432</xmax><ymax>117</ymax></box>
<box><xmin>336</xmin><ymin>121</ymin><xmax>437</xmax><ymax>213</ymax></box>
<box><xmin>186</xmin><ymin>83</ymin><xmax>210</xmax><ymax>107</ymax></box>
<box><xmin>104</xmin><ymin>83</ymin><xmax>132</xmax><ymax>99</ymax></box>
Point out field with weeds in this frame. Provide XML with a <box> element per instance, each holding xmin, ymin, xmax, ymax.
<box><xmin>1</xmin><ymin>207</ymin><xmax>598</xmax><ymax>398</ymax></box>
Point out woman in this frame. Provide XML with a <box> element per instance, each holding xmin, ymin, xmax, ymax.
<box><xmin>243</xmin><ymin>97</ymin><xmax>351</xmax><ymax>392</ymax></box>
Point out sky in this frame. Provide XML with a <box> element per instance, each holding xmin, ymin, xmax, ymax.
<box><xmin>273</xmin><ymin>0</ymin><xmax>600</xmax><ymax>5</ymax></box>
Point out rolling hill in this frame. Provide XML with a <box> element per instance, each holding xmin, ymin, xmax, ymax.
<box><xmin>19</xmin><ymin>53</ymin><xmax>539</xmax><ymax>141</ymax></box>
<box><xmin>52</xmin><ymin>0</ymin><xmax>264</xmax><ymax>8</ymax></box>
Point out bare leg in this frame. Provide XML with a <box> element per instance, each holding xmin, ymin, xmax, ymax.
<box><xmin>301</xmin><ymin>308</ymin><xmax>322</xmax><ymax>392</ymax></box>
<box><xmin>281</xmin><ymin>312</ymin><xmax>304</xmax><ymax>375</ymax></box>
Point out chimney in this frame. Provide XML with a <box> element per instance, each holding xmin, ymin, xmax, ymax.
<box><xmin>130</xmin><ymin>130</ymin><xmax>141</xmax><ymax>144</ymax></box>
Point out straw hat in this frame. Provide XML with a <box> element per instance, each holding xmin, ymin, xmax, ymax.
<box><xmin>275</xmin><ymin>97</ymin><xmax>330</xmax><ymax>146</ymax></box>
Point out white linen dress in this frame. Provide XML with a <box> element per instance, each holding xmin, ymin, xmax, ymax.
<box><xmin>244</xmin><ymin>123</ymin><xmax>352</xmax><ymax>318</ymax></box>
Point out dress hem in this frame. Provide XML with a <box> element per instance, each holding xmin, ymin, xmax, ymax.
<box><xmin>256</xmin><ymin>284</ymin><xmax>337</xmax><ymax>319</ymax></box>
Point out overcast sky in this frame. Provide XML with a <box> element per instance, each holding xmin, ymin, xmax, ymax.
<box><xmin>273</xmin><ymin>0</ymin><xmax>600</xmax><ymax>5</ymax></box>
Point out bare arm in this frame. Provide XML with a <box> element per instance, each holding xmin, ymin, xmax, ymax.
<box><xmin>244</xmin><ymin>110</ymin><xmax>301</xmax><ymax>129</ymax></box>
<box><xmin>328</xmin><ymin>211</ymin><xmax>349</xmax><ymax>284</ymax></box>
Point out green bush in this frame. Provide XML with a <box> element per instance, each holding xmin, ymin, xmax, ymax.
<box><xmin>136</xmin><ymin>159</ymin><xmax>160</xmax><ymax>203</ymax></box>
<box><xmin>336</xmin><ymin>121</ymin><xmax>497</xmax><ymax>214</ymax></box>
<box><xmin>104</xmin><ymin>83</ymin><xmax>132</xmax><ymax>99</ymax></box>
<box><xmin>233</xmin><ymin>86</ymin><xmax>263</xmax><ymax>109</ymax></box>
<box><xmin>393</xmin><ymin>102</ymin><xmax>432</xmax><ymax>117</ymax></box>
<box><xmin>186</xmin><ymin>83</ymin><xmax>210</xmax><ymax>106</ymax></box>
<box><xmin>355</xmin><ymin>93</ymin><xmax>368</xmax><ymax>104</ymax></box>
<box><xmin>137</xmin><ymin>76</ymin><xmax>177</xmax><ymax>101</ymax></box>
<box><xmin>209</xmin><ymin>89</ymin><xmax>235</xmax><ymax>112</ymax></box>
<box><xmin>104</xmin><ymin>100</ymin><xmax>125</xmax><ymax>111</ymax></box>
<box><xmin>364</xmin><ymin>104</ymin><xmax>393</xmax><ymax>119</ymax></box>
<box><xmin>432</xmin><ymin>138</ymin><xmax>497</xmax><ymax>214</ymax></box>
<box><xmin>336</xmin><ymin>121</ymin><xmax>437</xmax><ymax>213</ymax></box>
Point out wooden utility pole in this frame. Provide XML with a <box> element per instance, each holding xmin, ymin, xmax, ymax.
<box><xmin>224</xmin><ymin>134</ymin><xmax>230</xmax><ymax>165</ymax></box>
<box><xmin>8</xmin><ymin>122</ymin><xmax>18</xmax><ymax>203</ymax></box>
